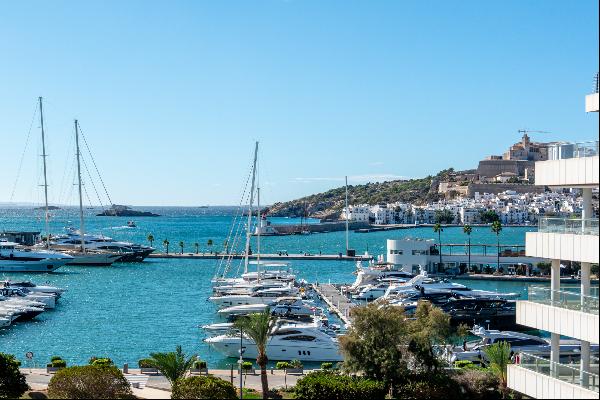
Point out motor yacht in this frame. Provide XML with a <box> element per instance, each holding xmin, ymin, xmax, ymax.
<box><xmin>217</xmin><ymin>297</ymin><xmax>320</xmax><ymax>319</ymax></box>
<box><xmin>446</xmin><ymin>325</ymin><xmax>600</xmax><ymax>364</ymax></box>
<box><xmin>0</xmin><ymin>241</ymin><xmax>73</xmax><ymax>273</ymax></box>
<box><xmin>205</xmin><ymin>318</ymin><xmax>343</xmax><ymax>361</ymax></box>
<box><xmin>45</xmin><ymin>230</ymin><xmax>154</xmax><ymax>262</ymax></box>
<box><xmin>209</xmin><ymin>284</ymin><xmax>299</xmax><ymax>309</ymax></box>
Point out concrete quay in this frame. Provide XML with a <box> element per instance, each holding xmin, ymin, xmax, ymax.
<box><xmin>312</xmin><ymin>283</ymin><xmax>355</xmax><ymax>327</ymax></box>
<box><xmin>149</xmin><ymin>252</ymin><xmax>372</xmax><ymax>261</ymax></box>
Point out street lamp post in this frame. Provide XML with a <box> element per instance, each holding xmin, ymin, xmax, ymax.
<box><xmin>239</xmin><ymin>327</ymin><xmax>244</xmax><ymax>399</ymax></box>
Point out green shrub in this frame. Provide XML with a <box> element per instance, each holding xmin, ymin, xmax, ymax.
<box><xmin>241</xmin><ymin>361</ymin><xmax>253</xmax><ymax>371</ymax></box>
<box><xmin>192</xmin><ymin>360</ymin><xmax>207</xmax><ymax>370</ymax></box>
<box><xmin>275</xmin><ymin>361</ymin><xmax>291</xmax><ymax>370</ymax></box>
<box><xmin>289</xmin><ymin>359</ymin><xmax>303</xmax><ymax>368</ymax></box>
<box><xmin>454</xmin><ymin>360</ymin><xmax>477</xmax><ymax>369</ymax></box>
<box><xmin>452</xmin><ymin>369</ymin><xmax>501</xmax><ymax>400</ymax></box>
<box><xmin>294</xmin><ymin>371</ymin><xmax>386</xmax><ymax>400</ymax></box>
<box><xmin>47</xmin><ymin>365</ymin><xmax>134</xmax><ymax>399</ymax></box>
<box><xmin>47</xmin><ymin>359</ymin><xmax>67</xmax><ymax>368</ymax></box>
<box><xmin>138</xmin><ymin>358</ymin><xmax>155</xmax><ymax>368</ymax></box>
<box><xmin>0</xmin><ymin>353</ymin><xmax>29</xmax><ymax>399</ymax></box>
<box><xmin>171</xmin><ymin>376</ymin><xmax>237</xmax><ymax>399</ymax></box>
<box><xmin>89</xmin><ymin>357</ymin><xmax>114</xmax><ymax>367</ymax></box>
<box><xmin>321</xmin><ymin>362</ymin><xmax>333</xmax><ymax>370</ymax></box>
<box><xmin>397</xmin><ymin>373</ymin><xmax>462</xmax><ymax>399</ymax></box>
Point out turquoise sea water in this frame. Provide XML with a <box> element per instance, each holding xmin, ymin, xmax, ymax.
<box><xmin>0</xmin><ymin>206</ymin><xmax>550</xmax><ymax>367</ymax></box>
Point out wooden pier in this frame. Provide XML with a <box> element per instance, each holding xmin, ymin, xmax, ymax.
<box><xmin>312</xmin><ymin>283</ymin><xmax>355</xmax><ymax>327</ymax></box>
<box><xmin>148</xmin><ymin>253</ymin><xmax>372</xmax><ymax>262</ymax></box>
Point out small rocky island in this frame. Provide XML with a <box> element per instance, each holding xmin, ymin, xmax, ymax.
<box><xmin>96</xmin><ymin>204</ymin><xmax>160</xmax><ymax>217</ymax></box>
<box><xmin>34</xmin><ymin>205</ymin><xmax>61</xmax><ymax>210</ymax></box>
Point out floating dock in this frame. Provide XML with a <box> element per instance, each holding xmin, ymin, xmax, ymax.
<box><xmin>148</xmin><ymin>253</ymin><xmax>372</xmax><ymax>261</ymax></box>
<box><xmin>312</xmin><ymin>283</ymin><xmax>354</xmax><ymax>327</ymax></box>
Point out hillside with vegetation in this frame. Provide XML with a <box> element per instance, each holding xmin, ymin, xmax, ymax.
<box><xmin>265</xmin><ymin>169</ymin><xmax>455</xmax><ymax>220</ymax></box>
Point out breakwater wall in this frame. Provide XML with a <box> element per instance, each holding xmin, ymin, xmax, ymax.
<box><xmin>272</xmin><ymin>221</ymin><xmax>370</xmax><ymax>234</ymax></box>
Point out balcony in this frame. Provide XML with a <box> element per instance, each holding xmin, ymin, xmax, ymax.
<box><xmin>535</xmin><ymin>141</ymin><xmax>599</xmax><ymax>187</ymax></box>
<box><xmin>538</xmin><ymin>217</ymin><xmax>600</xmax><ymax>236</ymax></box>
<box><xmin>528</xmin><ymin>286</ymin><xmax>599</xmax><ymax>315</ymax></box>
<box><xmin>508</xmin><ymin>352</ymin><xmax>599</xmax><ymax>398</ymax></box>
<box><xmin>547</xmin><ymin>141</ymin><xmax>599</xmax><ymax>161</ymax></box>
<box><xmin>525</xmin><ymin>224</ymin><xmax>599</xmax><ymax>263</ymax></box>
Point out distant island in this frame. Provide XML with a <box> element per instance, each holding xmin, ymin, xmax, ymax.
<box><xmin>96</xmin><ymin>204</ymin><xmax>160</xmax><ymax>217</ymax></box>
<box><xmin>34</xmin><ymin>205</ymin><xmax>61</xmax><ymax>210</ymax></box>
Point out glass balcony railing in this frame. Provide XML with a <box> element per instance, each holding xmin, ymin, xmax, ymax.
<box><xmin>538</xmin><ymin>217</ymin><xmax>599</xmax><ymax>236</ymax></box>
<box><xmin>528</xmin><ymin>286</ymin><xmax>599</xmax><ymax>314</ymax></box>
<box><xmin>548</xmin><ymin>141</ymin><xmax>599</xmax><ymax>160</ymax></box>
<box><xmin>517</xmin><ymin>352</ymin><xmax>599</xmax><ymax>392</ymax></box>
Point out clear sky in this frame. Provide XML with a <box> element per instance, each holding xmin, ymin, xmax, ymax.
<box><xmin>1</xmin><ymin>1</ymin><xmax>598</xmax><ymax>206</ymax></box>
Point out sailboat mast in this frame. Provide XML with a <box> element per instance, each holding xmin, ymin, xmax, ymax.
<box><xmin>75</xmin><ymin>120</ymin><xmax>86</xmax><ymax>253</ymax></box>
<box><xmin>345</xmin><ymin>176</ymin><xmax>349</xmax><ymax>253</ymax></box>
<box><xmin>243</xmin><ymin>141</ymin><xmax>259</xmax><ymax>274</ymax></box>
<box><xmin>256</xmin><ymin>186</ymin><xmax>261</xmax><ymax>278</ymax></box>
<box><xmin>39</xmin><ymin>97</ymin><xmax>50</xmax><ymax>248</ymax></box>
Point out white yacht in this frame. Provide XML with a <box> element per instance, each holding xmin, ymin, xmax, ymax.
<box><xmin>209</xmin><ymin>285</ymin><xmax>299</xmax><ymax>309</ymax></box>
<box><xmin>201</xmin><ymin>322</ymin><xmax>235</xmax><ymax>335</ymax></box>
<box><xmin>217</xmin><ymin>297</ymin><xmax>319</xmax><ymax>319</ymax></box>
<box><xmin>205</xmin><ymin>318</ymin><xmax>343</xmax><ymax>362</ymax></box>
<box><xmin>0</xmin><ymin>241</ymin><xmax>73</xmax><ymax>273</ymax></box>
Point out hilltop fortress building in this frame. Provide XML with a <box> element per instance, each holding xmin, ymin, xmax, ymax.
<box><xmin>477</xmin><ymin>133</ymin><xmax>555</xmax><ymax>182</ymax></box>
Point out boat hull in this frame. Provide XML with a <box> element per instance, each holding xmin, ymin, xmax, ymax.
<box><xmin>0</xmin><ymin>259</ymin><xmax>66</xmax><ymax>273</ymax></box>
<box><xmin>66</xmin><ymin>253</ymin><xmax>122</xmax><ymax>266</ymax></box>
<box><xmin>206</xmin><ymin>338</ymin><xmax>343</xmax><ymax>362</ymax></box>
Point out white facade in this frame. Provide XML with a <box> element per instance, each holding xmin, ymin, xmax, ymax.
<box><xmin>508</xmin><ymin>87</ymin><xmax>600</xmax><ymax>399</ymax></box>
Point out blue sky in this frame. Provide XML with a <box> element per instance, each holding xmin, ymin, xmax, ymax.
<box><xmin>1</xmin><ymin>1</ymin><xmax>598</xmax><ymax>206</ymax></box>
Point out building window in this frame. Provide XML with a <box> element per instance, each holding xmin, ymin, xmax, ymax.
<box><xmin>412</xmin><ymin>250</ymin><xmax>427</xmax><ymax>255</ymax></box>
<box><xmin>389</xmin><ymin>250</ymin><xmax>403</xmax><ymax>255</ymax></box>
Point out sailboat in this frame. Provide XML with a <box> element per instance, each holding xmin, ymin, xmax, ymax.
<box><xmin>54</xmin><ymin>120</ymin><xmax>123</xmax><ymax>266</ymax></box>
<box><xmin>210</xmin><ymin>142</ymin><xmax>294</xmax><ymax>289</ymax></box>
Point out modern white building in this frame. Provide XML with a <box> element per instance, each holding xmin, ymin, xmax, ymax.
<box><xmin>507</xmin><ymin>83</ymin><xmax>600</xmax><ymax>399</ymax></box>
<box><xmin>386</xmin><ymin>238</ymin><xmax>544</xmax><ymax>274</ymax></box>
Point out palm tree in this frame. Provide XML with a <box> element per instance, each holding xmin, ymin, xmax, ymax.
<box><xmin>491</xmin><ymin>221</ymin><xmax>502</xmax><ymax>272</ymax></box>
<box><xmin>463</xmin><ymin>225</ymin><xmax>472</xmax><ymax>272</ymax></box>
<box><xmin>483</xmin><ymin>341</ymin><xmax>512</xmax><ymax>398</ymax></box>
<box><xmin>163</xmin><ymin>239</ymin><xmax>170</xmax><ymax>254</ymax></box>
<box><xmin>207</xmin><ymin>239</ymin><xmax>213</xmax><ymax>254</ymax></box>
<box><xmin>433</xmin><ymin>223</ymin><xmax>444</xmax><ymax>272</ymax></box>
<box><xmin>233</xmin><ymin>310</ymin><xmax>275</xmax><ymax>399</ymax></box>
<box><xmin>147</xmin><ymin>234</ymin><xmax>154</xmax><ymax>248</ymax></box>
<box><xmin>178</xmin><ymin>241</ymin><xmax>184</xmax><ymax>254</ymax></box>
<box><xmin>147</xmin><ymin>345</ymin><xmax>197</xmax><ymax>394</ymax></box>
<box><xmin>194</xmin><ymin>242</ymin><xmax>199</xmax><ymax>254</ymax></box>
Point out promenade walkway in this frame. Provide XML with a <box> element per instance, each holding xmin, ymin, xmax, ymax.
<box><xmin>313</xmin><ymin>283</ymin><xmax>355</xmax><ymax>327</ymax></box>
<box><xmin>21</xmin><ymin>368</ymin><xmax>304</xmax><ymax>398</ymax></box>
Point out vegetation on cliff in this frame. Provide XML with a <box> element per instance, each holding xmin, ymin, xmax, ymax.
<box><xmin>265</xmin><ymin>169</ymin><xmax>455</xmax><ymax>219</ymax></box>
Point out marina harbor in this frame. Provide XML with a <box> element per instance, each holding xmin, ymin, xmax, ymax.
<box><xmin>1</xmin><ymin>3</ymin><xmax>598</xmax><ymax>398</ymax></box>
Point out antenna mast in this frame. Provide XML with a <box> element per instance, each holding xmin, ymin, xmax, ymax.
<box><xmin>39</xmin><ymin>97</ymin><xmax>50</xmax><ymax>248</ymax></box>
<box><xmin>75</xmin><ymin>120</ymin><xmax>86</xmax><ymax>253</ymax></box>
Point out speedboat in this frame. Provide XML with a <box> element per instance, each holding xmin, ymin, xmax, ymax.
<box><xmin>0</xmin><ymin>241</ymin><xmax>73</xmax><ymax>273</ymax></box>
<box><xmin>127</xmin><ymin>221</ymin><xmax>136</xmax><ymax>228</ymax></box>
<box><xmin>201</xmin><ymin>322</ymin><xmax>235</xmax><ymax>335</ymax></box>
<box><xmin>205</xmin><ymin>318</ymin><xmax>343</xmax><ymax>362</ymax></box>
<box><xmin>1</xmin><ymin>280</ymin><xmax>65</xmax><ymax>298</ymax></box>
<box><xmin>1</xmin><ymin>288</ymin><xmax>56</xmax><ymax>309</ymax></box>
